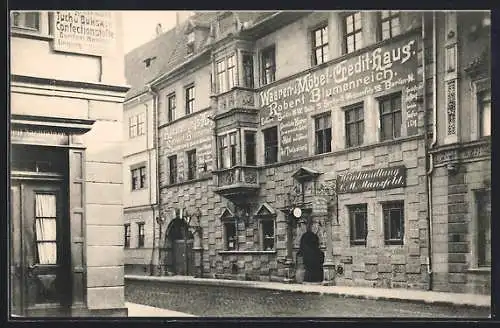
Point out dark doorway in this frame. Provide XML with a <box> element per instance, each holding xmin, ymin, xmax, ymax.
<box><xmin>299</xmin><ymin>231</ymin><xmax>324</xmax><ymax>282</ymax></box>
<box><xmin>166</xmin><ymin>219</ymin><xmax>194</xmax><ymax>276</ymax></box>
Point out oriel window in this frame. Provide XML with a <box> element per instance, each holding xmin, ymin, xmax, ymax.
<box><xmin>344</xmin><ymin>12</ymin><xmax>363</xmax><ymax>54</ymax></box>
<box><xmin>315</xmin><ymin>113</ymin><xmax>332</xmax><ymax>154</ymax></box>
<box><xmin>261</xmin><ymin>46</ymin><xmax>276</xmax><ymax>85</ymax></box>
<box><xmin>185</xmin><ymin>85</ymin><xmax>195</xmax><ymax>115</ymax></box>
<box><xmin>187</xmin><ymin>149</ymin><xmax>197</xmax><ymax>180</ymax></box>
<box><xmin>263</xmin><ymin>126</ymin><xmax>278</xmax><ymax>164</ymax></box>
<box><xmin>218</xmin><ymin>135</ymin><xmax>228</xmax><ymax>169</ymax></box>
<box><xmin>380</xmin><ymin>10</ymin><xmax>400</xmax><ymax>41</ymax></box>
<box><xmin>345</xmin><ymin>104</ymin><xmax>364</xmax><ymax>148</ymax></box>
<box><xmin>349</xmin><ymin>204</ymin><xmax>368</xmax><ymax>246</ymax></box>
<box><xmin>244</xmin><ymin>131</ymin><xmax>257</xmax><ymax>165</ymax></box>
<box><xmin>383</xmin><ymin>201</ymin><xmax>405</xmax><ymax>245</ymax></box>
<box><xmin>312</xmin><ymin>25</ymin><xmax>329</xmax><ymax>65</ymax></box>
<box><xmin>167</xmin><ymin>93</ymin><xmax>176</xmax><ymax>122</ymax></box>
<box><xmin>229</xmin><ymin>132</ymin><xmax>237</xmax><ymax>167</ymax></box>
<box><xmin>242</xmin><ymin>53</ymin><xmax>254</xmax><ymax>88</ymax></box>
<box><xmin>168</xmin><ymin>155</ymin><xmax>178</xmax><ymax>184</ymax></box>
<box><xmin>216</xmin><ymin>60</ymin><xmax>227</xmax><ymax>93</ymax></box>
<box><xmin>227</xmin><ymin>54</ymin><xmax>237</xmax><ymax>90</ymax></box>
<box><xmin>379</xmin><ymin>93</ymin><xmax>402</xmax><ymax>141</ymax></box>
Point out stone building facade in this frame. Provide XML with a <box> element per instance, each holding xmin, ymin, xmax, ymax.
<box><xmin>10</xmin><ymin>11</ymin><xmax>129</xmax><ymax>316</ymax></box>
<box><xmin>129</xmin><ymin>10</ymin><xmax>490</xmax><ymax>295</ymax></box>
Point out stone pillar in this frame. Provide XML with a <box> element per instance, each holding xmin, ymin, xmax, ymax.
<box><xmin>323</xmin><ymin>199</ymin><xmax>337</xmax><ymax>285</ymax></box>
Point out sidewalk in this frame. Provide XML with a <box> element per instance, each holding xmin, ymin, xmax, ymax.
<box><xmin>126</xmin><ymin>302</ymin><xmax>196</xmax><ymax>317</ymax></box>
<box><xmin>125</xmin><ymin>274</ymin><xmax>491</xmax><ymax>308</ymax></box>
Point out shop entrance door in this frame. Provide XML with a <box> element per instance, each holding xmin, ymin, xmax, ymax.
<box><xmin>10</xmin><ymin>180</ymin><xmax>71</xmax><ymax>317</ymax></box>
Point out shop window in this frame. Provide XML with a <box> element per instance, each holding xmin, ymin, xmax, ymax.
<box><xmin>216</xmin><ymin>59</ymin><xmax>227</xmax><ymax>93</ymax></box>
<box><xmin>260</xmin><ymin>220</ymin><xmax>275</xmax><ymax>251</ymax></box>
<box><xmin>11</xmin><ymin>11</ymin><xmax>40</xmax><ymax>31</ymax></box>
<box><xmin>187</xmin><ymin>149</ymin><xmax>197</xmax><ymax>180</ymax></box>
<box><xmin>383</xmin><ymin>201</ymin><xmax>404</xmax><ymax>245</ymax></box>
<box><xmin>224</xmin><ymin>221</ymin><xmax>237</xmax><ymax>250</ymax></box>
<box><xmin>479</xmin><ymin>90</ymin><xmax>491</xmax><ymax>137</ymax></box>
<box><xmin>345</xmin><ymin>103</ymin><xmax>364</xmax><ymax>148</ymax></box>
<box><xmin>137</xmin><ymin>222</ymin><xmax>145</xmax><ymax>248</ymax></box>
<box><xmin>124</xmin><ymin>224</ymin><xmax>131</xmax><ymax>248</ymax></box>
<box><xmin>218</xmin><ymin>135</ymin><xmax>228</xmax><ymax>169</ymax></box>
<box><xmin>185</xmin><ymin>84</ymin><xmax>195</xmax><ymax>115</ymax></box>
<box><xmin>245</xmin><ymin>131</ymin><xmax>257</xmax><ymax>165</ymax></box>
<box><xmin>348</xmin><ymin>204</ymin><xmax>368</xmax><ymax>246</ymax></box>
<box><xmin>242</xmin><ymin>53</ymin><xmax>254</xmax><ymax>88</ymax></box>
<box><xmin>344</xmin><ymin>12</ymin><xmax>363</xmax><ymax>54</ymax></box>
<box><xmin>476</xmin><ymin>190</ymin><xmax>491</xmax><ymax>267</ymax></box>
<box><xmin>379</xmin><ymin>93</ymin><xmax>402</xmax><ymax>141</ymax></box>
<box><xmin>261</xmin><ymin>46</ymin><xmax>276</xmax><ymax>85</ymax></box>
<box><xmin>379</xmin><ymin>10</ymin><xmax>400</xmax><ymax>41</ymax></box>
<box><xmin>227</xmin><ymin>54</ymin><xmax>237</xmax><ymax>90</ymax></box>
<box><xmin>167</xmin><ymin>93</ymin><xmax>176</xmax><ymax>122</ymax></box>
<box><xmin>131</xmin><ymin>166</ymin><xmax>147</xmax><ymax>191</ymax></box>
<box><xmin>312</xmin><ymin>24</ymin><xmax>329</xmax><ymax>66</ymax></box>
<box><xmin>168</xmin><ymin>155</ymin><xmax>177</xmax><ymax>184</ymax></box>
<box><xmin>315</xmin><ymin>113</ymin><xmax>332</xmax><ymax>154</ymax></box>
<box><xmin>263</xmin><ymin>126</ymin><xmax>278</xmax><ymax>164</ymax></box>
<box><xmin>35</xmin><ymin>193</ymin><xmax>57</xmax><ymax>264</ymax></box>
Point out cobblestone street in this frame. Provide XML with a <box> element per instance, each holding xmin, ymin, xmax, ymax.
<box><xmin>125</xmin><ymin>280</ymin><xmax>490</xmax><ymax>318</ymax></box>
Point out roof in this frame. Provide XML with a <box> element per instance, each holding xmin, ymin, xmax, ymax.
<box><xmin>124</xmin><ymin>11</ymin><xmax>278</xmax><ymax>100</ymax></box>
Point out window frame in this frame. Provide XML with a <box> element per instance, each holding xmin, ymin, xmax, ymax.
<box><xmin>137</xmin><ymin>222</ymin><xmax>145</xmax><ymax>248</ymax></box>
<box><xmin>185</xmin><ymin>84</ymin><xmax>195</xmax><ymax>115</ymax></box>
<box><xmin>312</xmin><ymin>24</ymin><xmax>329</xmax><ymax>66</ymax></box>
<box><xmin>263</xmin><ymin>126</ymin><xmax>279</xmax><ymax>165</ymax></box>
<box><xmin>379</xmin><ymin>10</ymin><xmax>401</xmax><ymax>41</ymax></box>
<box><xmin>314</xmin><ymin>112</ymin><xmax>332</xmax><ymax>154</ymax></box>
<box><xmin>216</xmin><ymin>59</ymin><xmax>227</xmax><ymax>94</ymax></box>
<box><xmin>244</xmin><ymin>130</ymin><xmax>257</xmax><ymax>166</ymax></box>
<box><xmin>242</xmin><ymin>52</ymin><xmax>255</xmax><ymax>88</ymax></box>
<box><xmin>218</xmin><ymin>135</ymin><xmax>228</xmax><ymax>169</ymax></box>
<box><xmin>168</xmin><ymin>155</ymin><xmax>178</xmax><ymax>184</ymax></box>
<box><xmin>224</xmin><ymin>220</ymin><xmax>237</xmax><ymax>251</ymax></box>
<box><xmin>11</xmin><ymin>11</ymin><xmax>40</xmax><ymax>31</ymax></box>
<box><xmin>475</xmin><ymin>189</ymin><xmax>491</xmax><ymax>267</ymax></box>
<box><xmin>124</xmin><ymin>224</ymin><xmax>131</xmax><ymax>248</ymax></box>
<box><xmin>167</xmin><ymin>93</ymin><xmax>176</xmax><ymax>122</ymax></box>
<box><xmin>260</xmin><ymin>218</ymin><xmax>276</xmax><ymax>251</ymax></box>
<box><xmin>348</xmin><ymin>204</ymin><xmax>368</xmax><ymax>246</ymax></box>
<box><xmin>227</xmin><ymin>53</ymin><xmax>237</xmax><ymax>90</ymax></box>
<box><xmin>379</xmin><ymin>92</ymin><xmax>402</xmax><ymax>141</ymax></box>
<box><xmin>261</xmin><ymin>45</ymin><xmax>276</xmax><ymax>86</ymax></box>
<box><xmin>343</xmin><ymin>12</ymin><xmax>363</xmax><ymax>54</ymax></box>
<box><xmin>382</xmin><ymin>201</ymin><xmax>405</xmax><ymax>246</ymax></box>
<box><xmin>131</xmin><ymin>166</ymin><xmax>147</xmax><ymax>191</ymax></box>
<box><xmin>345</xmin><ymin>103</ymin><xmax>364</xmax><ymax>148</ymax></box>
<box><xmin>478</xmin><ymin>90</ymin><xmax>491</xmax><ymax>138</ymax></box>
<box><xmin>229</xmin><ymin>132</ymin><xmax>237</xmax><ymax>167</ymax></box>
<box><xmin>186</xmin><ymin>149</ymin><xmax>197</xmax><ymax>180</ymax></box>
<box><xmin>129</xmin><ymin>115</ymin><xmax>138</xmax><ymax>139</ymax></box>
<box><xmin>137</xmin><ymin>112</ymin><xmax>146</xmax><ymax>136</ymax></box>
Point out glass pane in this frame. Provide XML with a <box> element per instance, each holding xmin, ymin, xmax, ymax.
<box><xmin>323</xmin><ymin>47</ymin><xmax>329</xmax><ymax>62</ymax></box>
<box><xmin>349</xmin><ymin>124</ymin><xmax>357</xmax><ymax>146</ymax></box>
<box><xmin>36</xmin><ymin>194</ymin><xmax>56</xmax><ymax>217</ymax></box>
<box><xmin>316</xmin><ymin>131</ymin><xmax>324</xmax><ymax>153</ymax></box>
<box><xmin>383</xmin><ymin>210</ymin><xmax>390</xmax><ymax>240</ymax></box>
<box><xmin>357</xmin><ymin>107</ymin><xmax>363</xmax><ymax>120</ymax></box>
<box><xmin>358</xmin><ymin>122</ymin><xmax>364</xmax><ymax>144</ymax></box>
<box><xmin>392</xmin><ymin>18</ymin><xmax>401</xmax><ymax>36</ymax></box>
<box><xmin>381</xmin><ymin>11</ymin><xmax>389</xmax><ymax>19</ymax></box>
<box><xmin>37</xmin><ymin>242</ymin><xmax>57</xmax><ymax>265</ymax></box>
<box><xmin>481</xmin><ymin>100</ymin><xmax>491</xmax><ymax>136</ymax></box>
<box><xmin>390</xmin><ymin>209</ymin><xmax>402</xmax><ymax>239</ymax></box>
<box><xmin>315</xmin><ymin>30</ymin><xmax>322</xmax><ymax>46</ymax></box>
<box><xmin>355</xmin><ymin>32</ymin><xmax>363</xmax><ymax>49</ymax></box>
<box><xmin>316</xmin><ymin>48</ymin><xmax>323</xmax><ymax>64</ymax></box>
<box><xmin>382</xmin><ymin>115</ymin><xmax>393</xmax><ymax>140</ymax></box>
<box><xmin>36</xmin><ymin>218</ymin><xmax>57</xmax><ymax>241</ymax></box>
<box><xmin>354</xmin><ymin>12</ymin><xmax>362</xmax><ymax>29</ymax></box>
<box><xmin>346</xmin><ymin>15</ymin><xmax>353</xmax><ymax>33</ymax></box>
<box><xmin>394</xmin><ymin>111</ymin><xmax>402</xmax><ymax>138</ymax></box>
<box><xmin>347</xmin><ymin>36</ymin><xmax>354</xmax><ymax>53</ymax></box>
<box><xmin>325</xmin><ymin>129</ymin><xmax>332</xmax><ymax>152</ymax></box>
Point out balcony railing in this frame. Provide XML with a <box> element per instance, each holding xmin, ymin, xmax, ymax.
<box><xmin>214</xmin><ymin>165</ymin><xmax>260</xmax><ymax>197</ymax></box>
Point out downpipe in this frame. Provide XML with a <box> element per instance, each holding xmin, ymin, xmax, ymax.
<box><xmin>424</xmin><ymin>11</ymin><xmax>438</xmax><ymax>291</ymax></box>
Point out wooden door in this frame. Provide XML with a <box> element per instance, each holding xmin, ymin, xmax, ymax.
<box><xmin>10</xmin><ymin>180</ymin><xmax>71</xmax><ymax>317</ymax></box>
<box><xmin>174</xmin><ymin>239</ymin><xmax>194</xmax><ymax>276</ymax></box>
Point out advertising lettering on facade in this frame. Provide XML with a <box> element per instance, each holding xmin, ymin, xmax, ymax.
<box><xmin>336</xmin><ymin>166</ymin><xmax>407</xmax><ymax>194</ymax></box>
<box><xmin>258</xmin><ymin>34</ymin><xmax>423</xmax><ymax>162</ymax></box>
<box><xmin>11</xmin><ymin>128</ymin><xmax>69</xmax><ymax>145</ymax></box>
<box><xmin>53</xmin><ymin>11</ymin><xmax>116</xmax><ymax>56</ymax></box>
<box><xmin>162</xmin><ymin>109</ymin><xmax>215</xmax><ymax>170</ymax></box>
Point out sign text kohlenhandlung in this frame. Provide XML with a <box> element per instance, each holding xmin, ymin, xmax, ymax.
<box><xmin>257</xmin><ymin>35</ymin><xmax>422</xmax><ymax>162</ymax></box>
<box><xmin>336</xmin><ymin>166</ymin><xmax>407</xmax><ymax>194</ymax></box>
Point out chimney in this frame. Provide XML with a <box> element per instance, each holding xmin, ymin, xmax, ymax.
<box><xmin>155</xmin><ymin>23</ymin><xmax>163</xmax><ymax>36</ymax></box>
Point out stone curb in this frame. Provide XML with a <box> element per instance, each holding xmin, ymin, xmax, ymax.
<box><xmin>125</xmin><ymin>275</ymin><xmax>491</xmax><ymax>309</ymax></box>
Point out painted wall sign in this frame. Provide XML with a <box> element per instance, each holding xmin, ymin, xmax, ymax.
<box><xmin>53</xmin><ymin>11</ymin><xmax>117</xmax><ymax>56</ymax></box>
<box><xmin>162</xmin><ymin>109</ymin><xmax>215</xmax><ymax>172</ymax></box>
<box><xmin>11</xmin><ymin>128</ymin><xmax>69</xmax><ymax>145</ymax></box>
<box><xmin>258</xmin><ymin>34</ymin><xmax>423</xmax><ymax>161</ymax></box>
<box><xmin>337</xmin><ymin>166</ymin><xmax>407</xmax><ymax>194</ymax></box>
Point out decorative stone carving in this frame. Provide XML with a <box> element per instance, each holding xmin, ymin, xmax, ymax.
<box><xmin>446</xmin><ymin>80</ymin><xmax>457</xmax><ymax>136</ymax></box>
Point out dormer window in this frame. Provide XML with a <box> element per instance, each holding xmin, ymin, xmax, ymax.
<box><xmin>187</xmin><ymin>31</ymin><xmax>195</xmax><ymax>55</ymax></box>
<box><xmin>143</xmin><ymin>56</ymin><xmax>157</xmax><ymax>68</ymax></box>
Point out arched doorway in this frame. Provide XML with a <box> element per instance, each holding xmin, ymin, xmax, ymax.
<box><xmin>299</xmin><ymin>231</ymin><xmax>324</xmax><ymax>282</ymax></box>
<box><xmin>165</xmin><ymin>219</ymin><xmax>194</xmax><ymax>276</ymax></box>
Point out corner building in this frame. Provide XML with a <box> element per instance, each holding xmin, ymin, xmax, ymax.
<box><xmin>10</xmin><ymin>11</ymin><xmax>129</xmax><ymax>316</ymax></box>
<box><xmin>146</xmin><ymin>11</ymin><xmax>489</xmax><ymax>294</ymax></box>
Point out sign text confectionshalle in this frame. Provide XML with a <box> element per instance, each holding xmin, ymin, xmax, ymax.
<box><xmin>258</xmin><ymin>35</ymin><xmax>423</xmax><ymax>162</ymax></box>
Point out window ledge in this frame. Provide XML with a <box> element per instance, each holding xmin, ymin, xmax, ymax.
<box><xmin>11</xmin><ymin>29</ymin><xmax>54</xmax><ymax>41</ymax></box>
<box><xmin>468</xmin><ymin>267</ymin><xmax>491</xmax><ymax>273</ymax></box>
<box><xmin>219</xmin><ymin>250</ymin><xmax>277</xmax><ymax>255</ymax></box>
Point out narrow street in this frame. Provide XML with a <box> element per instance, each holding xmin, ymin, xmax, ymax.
<box><xmin>125</xmin><ymin>280</ymin><xmax>490</xmax><ymax>318</ymax></box>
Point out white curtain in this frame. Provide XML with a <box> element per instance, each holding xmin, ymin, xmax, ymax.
<box><xmin>35</xmin><ymin>194</ymin><xmax>57</xmax><ymax>265</ymax></box>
